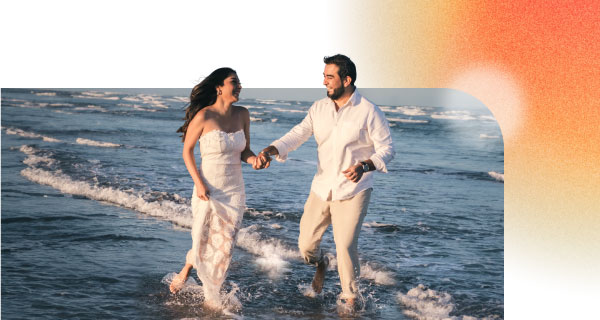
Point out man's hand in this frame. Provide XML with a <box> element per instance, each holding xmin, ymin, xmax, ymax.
<box><xmin>342</xmin><ymin>164</ymin><xmax>364</xmax><ymax>183</ymax></box>
<box><xmin>257</xmin><ymin>146</ymin><xmax>279</xmax><ymax>169</ymax></box>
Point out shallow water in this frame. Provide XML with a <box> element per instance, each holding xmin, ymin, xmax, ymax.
<box><xmin>2</xmin><ymin>88</ymin><xmax>503</xmax><ymax>319</ymax></box>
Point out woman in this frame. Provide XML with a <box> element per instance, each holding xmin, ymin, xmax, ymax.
<box><xmin>171</xmin><ymin>67</ymin><xmax>263</xmax><ymax>307</ymax></box>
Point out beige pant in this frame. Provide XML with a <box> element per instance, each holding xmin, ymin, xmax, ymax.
<box><xmin>298</xmin><ymin>188</ymin><xmax>372</xmax><ymax>299</ymax></box>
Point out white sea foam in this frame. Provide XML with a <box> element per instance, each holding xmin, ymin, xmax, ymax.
<box><xmin>116</xmin><ymin>103</ymin><xmax>157</xmax><ymax>112</ymax></box>
<box><xmin>35</xmin><ymin>92</ymin><xmax>56</xmax><ymax>96</ymax></box>
<box><xmin>388</xmin><ymin>117</ymin><xmax>429</xmax><ymax>124</ymax></box>
<box><xmin>323</xmin><ymin>252</ymin><xmax>395</xmax><ymax>285</ymax></box>
<box><xmin>258</xmin><ymin>99</ymin><xmax>291</xmax><ymax>106</ymax></box>
<box><xmin>161</xmin><ymin>273</ymin><xmax>242</xmax><ymax>314</ymax></box>
<box><xmin>74</xmin><ymin>105</ymin><xmax>108</xmax><ymax>112</ymax></box>
<box><xmin>381</xmin><ymin>106</ymin><xmax>428</xmax><ymax>116</ymax></box>
<box><xmin>19</xmin><ymin>145</ymin><xmax>56</xmax><ymax>166</ymax></box>
<box><xmin>80</xmin><ymin>91</ymin><xmax>111</xmax><ymax>97</ymax></box>
<box><xmin>122</xmin><ymin>97</ymin><xmax>141</xmax><ymax>102</ymax></box>
<box><xmin>1</xmin><ymin>98</ymin><xmax>28</xmax><ymax>104</ymax></box>
<box><xmin>488</xmin><ymin>171</ymin><xmax>504</xmax><ymax>182</ymax></box>
<box><xmin>271</xmin><ymin>118</ymin><xmax>278</xmax><ymax>122</ymax></box>
<box><xmin>53</xmin><ymin>110</ymin><xmax>74</xmax><ymax>115</ymax></box>
<box><xmin>431</xmin><ymin>111</ymin><xmax>475</xmax><ymax>121</ymax></box>
<box><xmin>9</xmin><ymin>101</ymin><xmax>50</xmax><ymax>108</ymax></box>
<box><xmin>75</xmin><ymin>138</ymin><xmax>121</xmax><ymax>148</ymax></box>
<box><xmin>399</xmin><ymin>106</ymin><xmax>428</xmax><ymax>116</ymax></box>
<box><xmin>479</xmin><ymin>115</ymin><xmax>496</xmax><ymax>121</ymax></box>
<box><xmin>363</xmin><ymin>221</ymin><xmax>396</xmax><ymax>228</ymax></box>
<box><xmin>136</xmin><ymin>94</ymin><xmax>169</xmax><ymax>109</ymax></box>
<box><xmin>298</xmin><ymin>283</ymin><xmax>317</xmax><ymax>298</ymax></box>
<box><xmin>396</xmin><ymin>284</ymin><xmax>456</xmax><ymax>320</ymax></box>
<box><xmin>250</xmin><ymin>117</ymin><xmax>263</xmax><ymax>122</ymax></box>
<box><xmin>49</xmin><ymin>103</ymin><xmax>74</xmax><ymax>107</ymax></box>
<box><xmin>166</xmin><ymin>96</ymin><xmax>189</xmax><ymax>103</ymax></box>
<box><xmin>479</xmin><ymin>134</ymin><xmax>500</xmax><ymax>139</ymax></box>
<box><xmin>272</xmin><ymin>107</ymin><xmax>306</xmax><ymax>114</ymax></box>
<box><xmin>360</xmin><ymin>263</ymin><xmax>396</xmax><ymax>285</ymax></box>
<box><xmin>4</xmin><ymin>127</ymin><xmax>62</xmax><ymax>142</ymax></box>
<box><xmin>77</xmin><ymin>91</ymin><xmax>120</xmax><ymax>100</ymax></box>
<box><xmin>19</xmin><ymin>145</ymin><xmax>37</xmax><ymax>155</ymax></box>
<box><xmin>19</xmin><ymin>148</ymin><xmax>193</xmax><ymax>228</ymax></box>
<box><xmin>236</xmin><ymin>225</ymin><xmax>298</xmax><ymax>279</ymax></box>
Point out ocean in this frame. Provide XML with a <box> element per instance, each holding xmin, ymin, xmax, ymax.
<box><xmin>1</xmin><ymin>88</ymin><xmax>503</xmax><ymax>319</ymax></box>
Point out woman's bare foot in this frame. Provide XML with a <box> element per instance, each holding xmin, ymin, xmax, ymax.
<box><xmin>337</xmin><ymin>297</ymin><xmax>357</xmax><ymax>315</ymax></box>
<box><xmin>169</xmin><ymin>273</ymin><xmax>186</xmax><ymax>293</ymax></box>
<box><xmin>311</xmin><ymin>256</ymin><xmax>329</xmax><ymax>294</ymax></box>
<box><xmin>170</xmin><ymin>264</ymin><xmax>192</xmax><ymax>293</ymax></box>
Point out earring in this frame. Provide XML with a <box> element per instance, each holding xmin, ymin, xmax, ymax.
<box><xmin>218</xmin><ymin>90</ymin><xmax>222</xmax><ymax>95</ymax></box>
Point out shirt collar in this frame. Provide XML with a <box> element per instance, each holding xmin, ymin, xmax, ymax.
<box><xmin>328</xmin><ymin>88</ymin><xmax>361</xmax><ymax>108</ymax></box>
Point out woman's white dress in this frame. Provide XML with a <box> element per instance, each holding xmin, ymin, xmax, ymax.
<box><xmin>185</xmin><ymin>129</ymin><xmax>246</xmax><ymax>304</ymax></box>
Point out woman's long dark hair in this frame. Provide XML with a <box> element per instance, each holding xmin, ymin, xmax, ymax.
<box><xmin>177</xmin><ymin>67</ymin><xmax>237</xmax><ymax>142</ymax></box>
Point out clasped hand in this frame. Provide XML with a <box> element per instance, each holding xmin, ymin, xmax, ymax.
<box><xmin>252</xmin><ymin>151</ymin><xmax>272</xmax><ymax>170</ymax></box>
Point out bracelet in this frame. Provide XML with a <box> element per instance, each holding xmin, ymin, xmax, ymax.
<box><xmin>360</xmin><ymin>161</ymin><xmax>370</xmax><ymax>172</ymax></box>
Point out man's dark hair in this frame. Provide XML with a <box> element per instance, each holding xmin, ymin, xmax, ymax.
<box><xmin>323</xmin><ymin>54</ymin><xmax>357</xmax><ymax>86</ymax></box>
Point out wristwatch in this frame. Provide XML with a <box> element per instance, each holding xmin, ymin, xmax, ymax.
<box><xmin>360</xmin><ymin>161</ymin><xmax>369</xmax><ymax>172</ymax></box>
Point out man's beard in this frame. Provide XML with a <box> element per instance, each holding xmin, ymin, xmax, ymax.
<box><xmin>327</xmin><ymin>85</ymin><xmax>344</xmax><ymax>100</ymax></box>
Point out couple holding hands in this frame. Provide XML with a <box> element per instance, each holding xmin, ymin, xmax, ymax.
<box><xmin>170</xmin><ymin>54</ymin><xmax>395</xmax><ymax>310</ymax></box>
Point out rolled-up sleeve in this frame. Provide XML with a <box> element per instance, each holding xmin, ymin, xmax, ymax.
<box><xmin>271</xmin><ymin>107</ymin><xmax>314</xmax><ymax>162</ymax></box>
<box><xmin>368</xmin><ymin>106</ymin><xmax>395</xmax><ymax>172</ymax></box>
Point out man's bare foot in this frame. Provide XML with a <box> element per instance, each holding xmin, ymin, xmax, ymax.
<box><xmin>345</xmin><ymin>297</ymin><xmax>355</xmax><ymax>309</ymax></box>
<box><xmin>311</xmin><ymin>255</ymin><xmax>329</xmax><ymax>294</ymax></box>
<box><xmin>169</xmin><ymin>272</ymin><xmax>188</xmax><ymax>293</ymax></box>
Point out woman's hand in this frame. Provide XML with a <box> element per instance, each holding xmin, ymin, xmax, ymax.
<box><xmin>196</xmin><ymin>185</ymin><xmax>210</xmax><ymax>201</ymax></box>
<box><xmin>251</xmin><ymin>154</ymin><xmax>270</xmax><ymax>170</ymax></box>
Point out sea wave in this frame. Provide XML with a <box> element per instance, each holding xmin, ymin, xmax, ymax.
<box><xmin>73</xmin><ymin>105</ymin><xmax>108</xmax><ymax>112</ymax></box>
<box><xmin>75</xmin><ymin>138</ymin><xmax>121</xmax><ymax>148</ymax></box>
<box><xmin>21</xmin><ymin>166</ymin><xmax>193</xmax><ymax>227</ymax></box>
<box><xmin>387</xmin><ymin>117</ymin><xmax>429</xmax><ymax>124</ymax></box>
<box><xmin>127</xmin><ymin>94</ymin><xmax>169</xmax><ymax>109</ymax></box>
<box><xmin>19</xmin><ymin>146</ymin><xmax>192</xmax><ymax>228</ymax></box>
<box><xmin>397</xmin><ymin>284</ymin><xmax>457</xmax><ymax>320</ymax></box>
<box><xmin>381</xmin><ymin>106</ymin><xmax>428</xmax><ymax>116</ymax></box>
<box><xmin>35</xmin><ymin>92</ymin><xmax>56</xmax><ymax>96</ymax></box>
<box><xmin>360</xmin><ymin>262</ymin><xmax>396</xmax><ymax>285</ymax></box>
<box><xmin>75</xmin><ymin>91</ymin><xmax>120</xmax><ymax>100</ymax></box>
<box><xmin>488</xmin><ymin>171</ymin><xmax>504</xmax><ymax>182</ymax></box>
<box><xmin>480</xmin><ymin>134</ymin><xmax>500</xmax><ymax>139</ymax></box>
<box><xmin>272</xmin><ymin>107</ymin><xmax>307</xmax><ymax>114</ymax></box>
<box><xmin>326</xmin><ymin>253</ymin><xmax>397</xmax><ymax>286</ymax></box>
<box><xmin>236</xmin><ymin>225</ymin><xmax>298</xmax><ymax>279</ymax></box>
<box><xmin>3</xmin><ymin>127</ymin><xmax>62</xmax><ymax>142</ymax></box>
<box><xmin>20</xmin><ymin>145</ymin><xmax>56</xmax><ymax>166</ymax></box>
<box><xmin>431</xmin><ymin>111</ymin><xmax>476</xmax><ymax>121</ymax></box>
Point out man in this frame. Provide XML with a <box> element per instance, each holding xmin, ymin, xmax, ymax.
<box><xmin>258</xmin><ymin>54</ymin><xmax>395</xmax><ymax>307</ymax></box>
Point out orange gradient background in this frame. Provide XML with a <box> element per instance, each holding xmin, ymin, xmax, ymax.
<box><xmin>342</xmin><ymin>1</ymin><xmax>599</xmax><ymax>316</ymax></box>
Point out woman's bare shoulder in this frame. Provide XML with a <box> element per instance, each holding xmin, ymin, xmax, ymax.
<box><xmin>233</xmin><ymin>105</ymin><xmax>249</xmax><ymax>117</ymax></box>
<box><xmin>233</xmin><ymin>105</ymin><xmax>248</xmax><ymax>112</ymax></box>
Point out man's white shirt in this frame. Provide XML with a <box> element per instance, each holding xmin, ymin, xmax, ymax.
<box><xmin>271</xmin><ymin>90</ymin><xmax>395</xmax><ymax>201</ymax></box>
